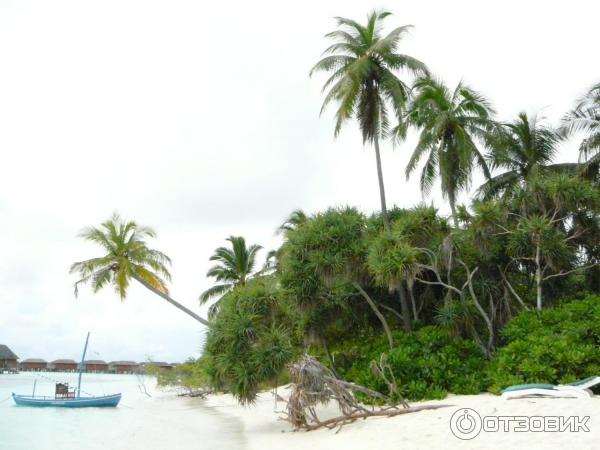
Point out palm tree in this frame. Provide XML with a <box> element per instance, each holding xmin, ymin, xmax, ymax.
<box><xmin>199</xmin><ymin>236</ymin><xmax>262</xmax><ymax>317</ymax></box>
<box><xmin>70</xmin><ymin>213</ymin><xmax>209</xmax><ymax>326</ymax></box>
<box><xmin>311</xmin><ymin>10</ymin><xmax>428</xmax><ymax>230</ymax></box>
<box><xmin>405</xmin><ymin>77</ymin><xmax>494</xmax><ymax>224</ymax></box>
<box><xmin>277</xmin><ymin>209</ymin><xmax>307</xmax><ymax>236</ymax></box>
<box><xmin>477</xmin><ymin>112</ymin><xmax>576</xmax><ymax>199</ymax></box>
<box><xmin>563</xmin><ymin>82</ymin><xmax>600</xmax><ymax>178</ymax></box>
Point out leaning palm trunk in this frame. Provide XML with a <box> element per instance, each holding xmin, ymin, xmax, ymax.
<box><xmin>373</xmin><ymin>137</ymin><xmax>390</xmax><ymax>230</ymax></box>
<box><xmin>132</xmin><ymin>273</ymin><xmax>210</xmax><ymax>326</ymax></box>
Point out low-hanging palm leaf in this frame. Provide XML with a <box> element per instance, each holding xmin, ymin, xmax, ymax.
<box><xmin>70</xmin><ymin>213</ymin><xmax>209</xmax><ymax>325</ymax></box>
<box><xmin>563</xmin><ymin>82</ymin><xmax>600</xmax><ymax>179</ymax></box>
<box><xmin>199</xmin><ymin>236</ymin><xmax>262</xmax><ymax>317</ymax></box>
<box><xmin>405</xmin><ymin>77</ymin><xmax>495</xmax><ymax>224</ymax></box>
<box><xmin>311</xmin><ymin>10</ymin><xmax>428</xmax><ymax>229</ymax></box>
<box><xmin>478</xmin><ymin>112</ymin><xmax>577</xmax><ymax>199</ymax></box>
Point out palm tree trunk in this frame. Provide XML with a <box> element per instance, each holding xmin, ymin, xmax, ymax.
<box><xmin>535</xmin><ymin>242</ymin><xmax>543</xmax><ymax>311</ymax></box>
<box><xmin>408</xmin><ymin>283</ymin><xmax>419</xmax><ymax>321</ymax></box>
<box><xmin>132</xmin><ymin>273</ymin><xmax>210</xmax><ymax>326</ymax></box>
<box><xmin>397</xmin><ymin>282</ymin><xmax>412</xmax><ymax>332</ymax></box>
<box><xmin>353</xmin><ymin>282</ymin><xmax>394</xmax><ymax>348</ymax></box>
<box><xmin>449</xmin><ymin>196</ymin><xmax>459</xmax><ymax>228</ymax></box>
<box><xmin>373</xmin><ymin>137</ymin><xmax>390</xmax><ymax>231</ymax></box>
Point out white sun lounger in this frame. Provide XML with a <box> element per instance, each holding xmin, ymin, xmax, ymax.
<box><xmin>501</xmin><ymin>376</ymin><xmax>600</xmax><ymax>400</ymax></box>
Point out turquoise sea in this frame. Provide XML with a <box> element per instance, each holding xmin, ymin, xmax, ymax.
<box><xmin>0</xmin><ymin>372</ymin><xmax>243</xmax><ymax>450</ymax></box>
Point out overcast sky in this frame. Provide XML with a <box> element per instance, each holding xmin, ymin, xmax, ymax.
<box><xmin>0</xmin><ymin>0</ymin><xmax>597</xmax><ymax>363</ymax></box>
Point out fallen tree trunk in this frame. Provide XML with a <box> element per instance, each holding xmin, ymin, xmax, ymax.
<box><xmin>283</xmin><ymin>355</ymin><xmax>452</xmax><ymax>431</ymax></box>
<box><xmin>302</xmin><ymin>404</ymin><xmax>452</xmax><ymax>431</ymax></box>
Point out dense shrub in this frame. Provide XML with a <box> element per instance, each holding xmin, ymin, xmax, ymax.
<box><xmin>334</xmin><ymin>326</ymin><xmax>488</xmax><ymax>400</ymax></box>
<box><xmin>488</xmin><ymin>294</ymin><xmax>600</xmax><ymax>393</ymax></box>
<box><xmin>203</xmin><ymin>278</ymin><xmax>296</xmax><ymax>404</ymax></box>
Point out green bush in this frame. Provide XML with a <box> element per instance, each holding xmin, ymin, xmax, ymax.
<box><xmin>334</xmin><ymin>326</ymin><xmax>488</xmax><ymax>401</ymax></box>
<box><xmin>488</xmin><ymin>294</ymin><xmax>600</xmax><ymax>393</ymax></box>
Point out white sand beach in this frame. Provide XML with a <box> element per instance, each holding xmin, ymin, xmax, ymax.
<box><xmin>205</xmin><ymin>390</ymin><xmax>600</xmax><ymax>450</ymax></box>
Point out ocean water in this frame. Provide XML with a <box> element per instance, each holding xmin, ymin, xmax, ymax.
<box><xmin>0</xmin><ymin>372</ymin><xmax>244</xmax><ymax>450</ymax></box>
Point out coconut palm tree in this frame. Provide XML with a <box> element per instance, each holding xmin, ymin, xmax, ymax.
<box><xmin>478</xmin><ymin>112</ymin><xmax>577</xmax><ymax>199</ymax></box>
<box><xmin>563</xmin><ymin>82</ymin><xmax>600</xmax><ymax>178</ymax></box>
<box><xmin>70</xmin><ymin>213</ymin><xmax>209</xmax><ymax>326</ymax></box>
<box><xmin>405</xmin><ymin>77</ymin><xmax>494</xmax><ymax>224</ymax></box>
<box><xmin>311</xmin><ymin>10</ymin><xmax>428</xmax><ymax>230</ymax></box>
<box><xmin>199</xmin><ymin>236</ymin><xmax>262</xmax><ymax>317</ymax></box>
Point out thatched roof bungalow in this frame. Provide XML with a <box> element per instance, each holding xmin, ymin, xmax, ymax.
<box><xmin>108</xmin><ymin>361</ymin><xmax>140</xmax><ymax>374</ymax></box>
<box><xmin>0</xmin><ymin>345</ymin><xmax>18</xmax><ymax>370</ymax></box>
<box><xmin>84</xmin><ymin>360</ymin><xmax>108</xmax><ymax>373</ymax></box>
<box><xmin>50</xmin><ymin>359</ymin><xmax>78</xmax><ymax>372</ymax></box>
<box><xmin>19</xmin><ymin>358</ymin><xmax>48</xmax><ymax>371</ymax></box>
<box><xmin>152</xmin><ymin>362</ymin><xmax>173</xmax><ymax>370</ymax></box>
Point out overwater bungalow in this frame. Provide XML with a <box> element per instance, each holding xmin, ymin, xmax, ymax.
<box><xmin>50</xmin><ymin>359</ymin><xmax>78</xmax><ymax>372</ymax></box>
<box><xmin>152</xmin><ymin>362</ymin><xmax>173</xmax><ymax>370</ymax></box>
<box><xmin>19</xmin><ymin>358</ymin><xmax>48</xmax><ymax>371</ymax></box>
<box><xmin>84</xmin><ymin>360</ymin><xmax>109</xmax><ymax>373</ymax></box>
<box><xmin>0</xmin><ymin>345</ymin><xmax>18</xmax><ymax>371</ymax></box>
<box><xmin>108</xmin><ymin>361</ymin><xmax>140</xmax><ymax>374</ymax></box>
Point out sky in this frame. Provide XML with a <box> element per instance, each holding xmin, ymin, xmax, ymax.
<box><xmin>0</xmin><ymin>0</ymin><xmax>597</xmax><ymax>363</ymax></box>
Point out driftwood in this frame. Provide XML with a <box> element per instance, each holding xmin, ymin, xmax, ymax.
<box><xmin>177</xmin><ymin>389</ymin><xmax>209</xmax><ymax>398</ymax></box>
<box><xmin>282</xmin><ymin>355</ymin><xmax>451</xmax><ymax>431</ymax></box>
<box><xmin>301</xmin><ymin>404</ymin><xmax>451</xmax><ymax>431</ymax></box>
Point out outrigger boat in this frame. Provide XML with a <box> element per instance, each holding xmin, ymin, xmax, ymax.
<box><xmin>12</xmin><ymin>332</ymin><xmax>122</xmax><ymax>408</ymax></box>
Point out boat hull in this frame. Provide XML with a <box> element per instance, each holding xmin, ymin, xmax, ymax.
<box><xmin>12</xmin><ymin>393</ymin><xmax>121</xmax><ymax>407</ymax></box>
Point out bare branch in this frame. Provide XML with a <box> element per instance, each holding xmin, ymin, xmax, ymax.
<box><xmin>498</xmin><ymin>264</ymin><xmax>530</xmax><ymax>310</ymax></box>
<box><xmin>542</xmin><ymin>263</ymin><xmax>600</xmax><ymax>281</ymax></box>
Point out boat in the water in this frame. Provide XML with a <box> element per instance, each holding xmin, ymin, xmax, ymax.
<box><xmin>12</xmin><ymin>332</ymin><xmax>122</xmax><ymax>408</ymax></box>
<box><xmin>12</xmin><ymin>392</ymin><xmax>121</xmax><ymax>407</ymax></box>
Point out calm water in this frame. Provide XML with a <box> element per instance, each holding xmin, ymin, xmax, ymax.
<box><xmin>0</xmin><ymin>372</ymin><xmax>244</xmax><ymax>450</ymax></box>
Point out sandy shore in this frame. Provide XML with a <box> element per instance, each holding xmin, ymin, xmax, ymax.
<box><xmin>204</xmin><ymin>389</ymin><xmax>600</xmax><ymax>449</ymax></box>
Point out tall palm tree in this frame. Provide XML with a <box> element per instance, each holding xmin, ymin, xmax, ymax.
<box><xmin>311</xmin><ymin>10</ymin><xmax>428</xmax><ymax>230</ymax></box>
<box><xmin>563</xmin><ymin>82</ymin><xmax>600</xmax><ymax>179</ymax></box>
<box><xmin>70</xmin><ymin>213</ymin><xmax>209</xmax><ymax>326</ymax></box>
<box><xmin>478</xmin><ymin>112</ymin><xmax>576</xmax><ymax>199</ymax></box>
<box><xmin>199</xmin><ymin>236</ymin><xmax>262</xmax><ymax>317</ymax></box>
<box><xmin>405</xmin><ymin>77</ymin><xmax>494</xmax><ymax>224</ymax></box>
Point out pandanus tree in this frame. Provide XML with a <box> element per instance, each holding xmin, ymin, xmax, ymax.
<box><xmin>478</xmin><ymin>112</ymin><xmax>576</xmax><ymax>199</ymax></box>
<box><xmin>506</xmin><ymin>175</ymin><xmax>600</xmax><ymax>310</ymax></box>
<box><xmin>563</xmin><ymin>82</ymin><xmax>600</xmax><ymax>179</ymax></box>
<box><xmin>366</xmin><ymin>206</ymin><xmax>450</xmax><ymax>332</ymax></box>
<box><xmin>279</xmin><ymin>207</ymin><xmax>396</xmax><ymax>348</ymax></box>
<box><xmin>311</xmin><ymin>10</ymin><xmax>428</xmax><ymax>230</ymax></box>
<box><xmin>70</xmin><ymin>213</ymin><xmax>209</xmax><ymax>326</ymax></box>
<box><xmin>404</xmin><ymin>77</ymin><xmax>494</xmax><ymax>225</ymax></box>
<box><xmin>367</xmin><ymin>233</ymin><xmax>421</xmax><ymax>332</ymax></box>
<box><xmin>202</xmin><ymin>278</ymin><xmax>294</xmax><ymax>405</ymax></box>
<box><xmin>199</xmin><ymin>236</ymin><xmax>262</xmax><ymax>318</ymax></box>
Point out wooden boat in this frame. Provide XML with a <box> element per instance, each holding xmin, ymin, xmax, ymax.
<box><xmin>12</xmin><ymin>332</ymin><xmax>122</xmax><ymax>408</ymax></box>
<box><xmin>12</xmin><ymin>392</ymin><xmax>121</xmax><ymax>407</ymax></box>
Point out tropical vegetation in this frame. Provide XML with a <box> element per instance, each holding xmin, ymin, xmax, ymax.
<box><xmin>199</xmin><ymin>236</ymin><xmax>263</xmax><ymax>318</ymax></box>
<box><xmin>71</xmin><ymin>9</ymin><xmax>600</xmax><ymax>405</ymax></box>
